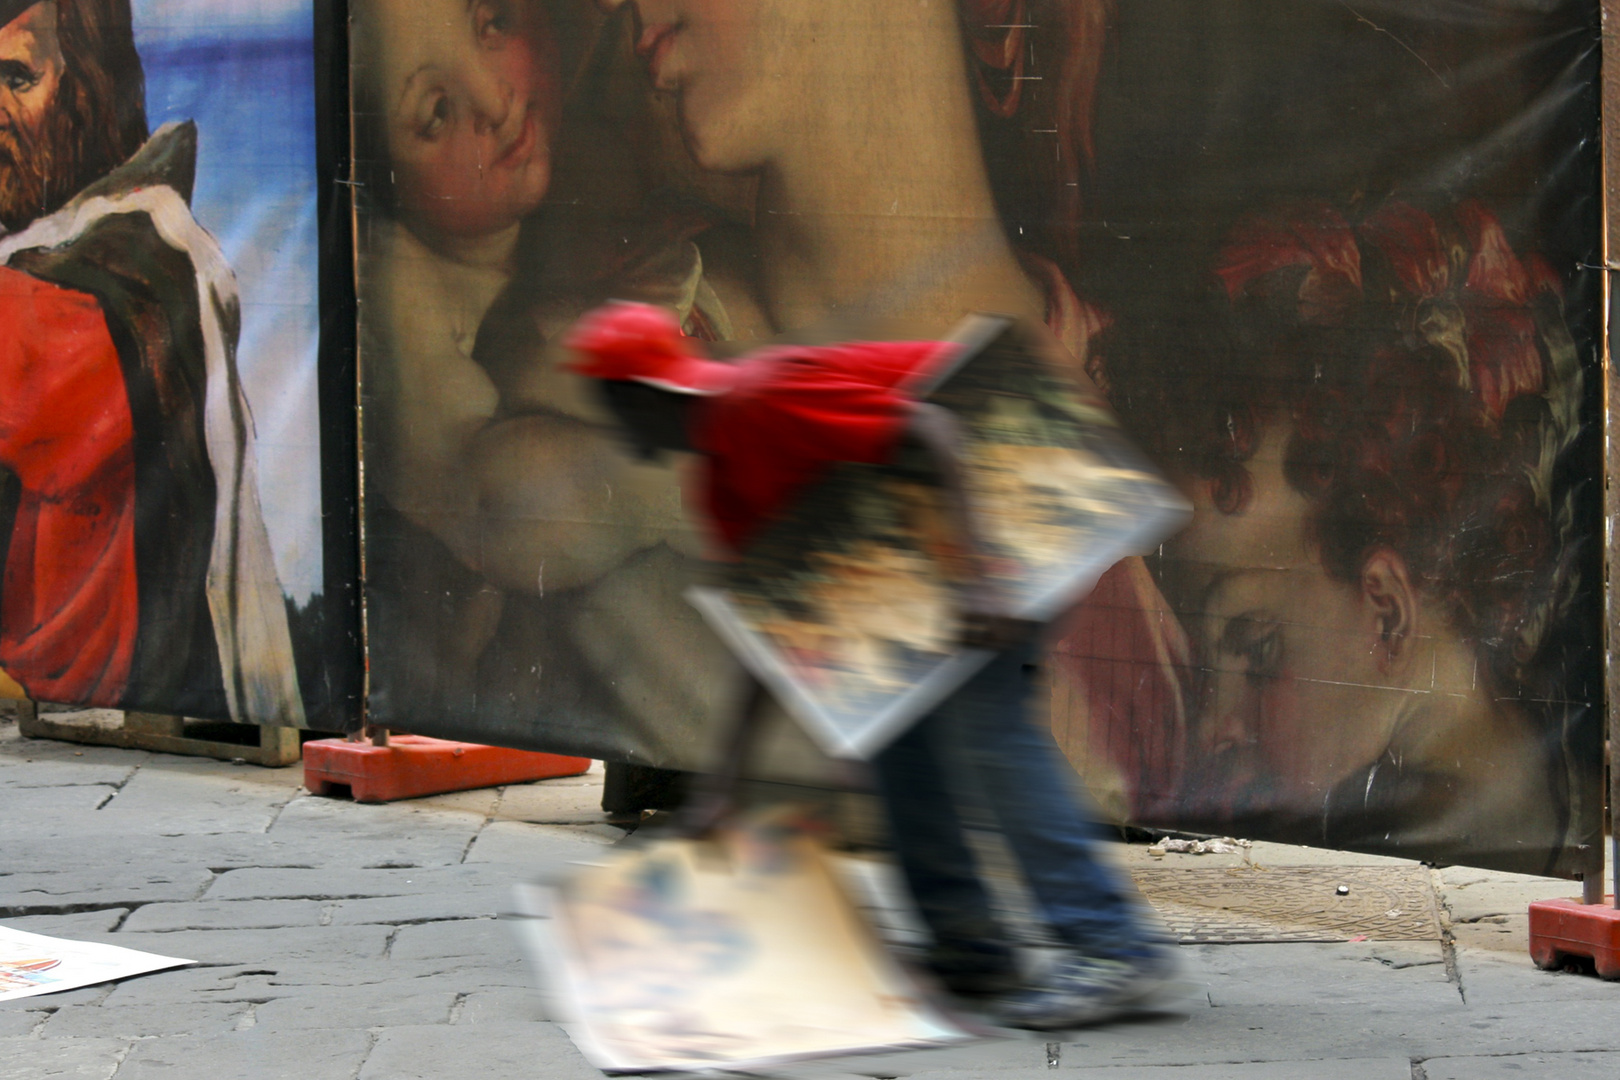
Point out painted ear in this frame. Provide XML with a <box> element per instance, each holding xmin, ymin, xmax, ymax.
<box><xmin>1361</xmin><ymin>548</ymin><xmax>1416</xmax><ymax>676</ymax></box>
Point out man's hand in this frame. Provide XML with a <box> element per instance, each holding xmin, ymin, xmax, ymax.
<box><xmin>957</xmin><ymin>579</ymin><xmax>1041</xmax><ymax>651</ymax></box>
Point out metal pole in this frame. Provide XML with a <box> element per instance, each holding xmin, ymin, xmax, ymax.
<box><xmin>1606</xmin><ymin>0</ymin><xmax>1619</xmax><ymax>908</ymax></box>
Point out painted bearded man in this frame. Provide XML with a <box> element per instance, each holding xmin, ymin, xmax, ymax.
<box><xmin>0</xmin><ymin>0</ymin><xmax>302</xmax><ymax>722</ymax></box>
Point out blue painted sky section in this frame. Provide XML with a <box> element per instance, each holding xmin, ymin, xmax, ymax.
<box><xmin>133</xmin><ymin>2</ymin><xmax>323</xmax><ymax>604</ymax></box>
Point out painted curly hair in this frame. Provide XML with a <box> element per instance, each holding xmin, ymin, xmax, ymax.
<box><xmin>1105</xmin><ymin>198</ymin><xmax>1582</xmax><ymax>691</ymax></box>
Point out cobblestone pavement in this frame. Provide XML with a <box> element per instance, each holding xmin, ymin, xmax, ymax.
<box><xmin>1</xmin><ymin>713</ymin><xmax>1616</xmax><ymax>1080</ymax></box>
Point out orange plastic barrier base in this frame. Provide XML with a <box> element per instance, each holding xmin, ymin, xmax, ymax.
<box><xmin>1528</xmin><ymin>897</ymin><xmax>1620</xmax><ymax>980</ymax></box>
<box><xmin>302</xmin><ymin>735</ymin><xmax>591</xmax><ymax>803</ymax></box>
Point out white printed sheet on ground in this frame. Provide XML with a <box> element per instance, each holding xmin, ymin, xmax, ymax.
<box><xmin>0</xmin><ymin>924</ymin><xmax>194</xmax><ymax>1001</ymax></box>
<box><xmin>511</xmin><ymin>812</ymin><xmax>975</xmax><ymax>1074</ymax></box>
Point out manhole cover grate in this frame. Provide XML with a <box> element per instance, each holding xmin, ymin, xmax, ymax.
<box><xmin>1131</xmin><ymin>866</ymin><xmax>1442</xmax><ymax>944</ymax></box>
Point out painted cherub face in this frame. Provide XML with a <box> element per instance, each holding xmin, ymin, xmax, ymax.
<box><xmin>369</xmin><ymin>0</ymin><xmax>559</xmax><ymax>240</ymax></box>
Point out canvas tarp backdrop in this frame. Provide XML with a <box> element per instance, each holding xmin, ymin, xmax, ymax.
<box><xmin>0</xmin><ymin>0</ymin><xmax>358</xmax><ymax>729</ymax></box>
<box><xmin>350</xmin><ymin>0</ymin><xmax>1603</xmax><ymax>878</ymax></box>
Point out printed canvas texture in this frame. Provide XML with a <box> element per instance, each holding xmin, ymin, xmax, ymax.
<box><xmin>0</xmin><ymin>0</ymin><xmax>340</xmax><ymax>725</ymax></box>
<box><xmin>353</xmin><ymin>0</ymin><xmax>1602</xmax><ymax>875</ymax></box>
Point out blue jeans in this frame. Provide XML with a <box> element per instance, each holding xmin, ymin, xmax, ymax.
<box><xmin>873</xmin><ymin>645</ymin><xmax>1154</xmax><ymax>960</ymax></box>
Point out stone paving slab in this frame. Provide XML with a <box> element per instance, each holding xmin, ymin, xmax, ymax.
<box><xmin>114</xmin><ymin>1029</ymin><xmax>374</xmax><ymax>1080</ymax></box>
<box><xmin>0</xmin><ymin>867</ymin><xmax>215</xmax><ymax>914</ymax></box>
<box><xmin>325</xmin><ymin>887</ymin><xmax>509</xmax><ymax>925</ymax></box>
<box><xmin>497</xmin><ymin>781</ymin><xmax>611</xmax><ymax>825</ymax></box>
<box><xmin>0</xmin><ymin>785</ymin><xmax>117</xmax><ymax>821</ymax></box>
<box><xmin>38</xmin><ymin>1000</ymin><xmax>242</xmax><ymax>1040</ymax></box>
<box><xmin>88</xmin><ymin>768</ymin><xmax>294</xmax><ymax>836</ymax></box>
<box><xmin>248</xmin><ymin>985</ymin><xmax>459</xmax><ymax>1029</ymax></box>
<box><xmin>0</xmin><ymin>1011</ymin><xmax>39</xmax><ymax>1040</ymax></box>
<box><xmin>1189</xmin><ymin>942</ymin><xmax>1455</xmax><ymax>1008</ymax></box>
<box><xmin>461</xmin><ymin>819</ymin><xmax>623</xmax><ymax>865</ymax></box>
<box><xmin>4</xmin><ymin>715</ymin><xmax>1618</xmax><ymax>1080</ymax></box>
<box><xmin>3</xmin><ymin>832</ymin><xmax>329</xmax><ymax>876</ymax></box>
<box><xmin>401</xmin><ymin>787</ymin><xmax>503</xmax><ymax>817</ymax></box>
<box><xmin>452</xmin><ymin>985</ymin><xmax>546</xmax><ymax>1024</ymax></box>
<box><xmin>100</xmin><ymin>925</ymin><xmax>394</xmax><ymax>969</ymax></box>
<box><xmin>203</xmin><ymin>866</ymin><xmax>493</xmax><ymax>901</ymax></box>
<box><xmin>357</xmin><ymin>1022</ymin><xmax>600</xmax><ymax>1080</ymax></box>
<box><xmin>264</xmin><ymin>797</ymin><xmax>484</xmax><ymax>868</ymax></box>
<box><xmin>790</xmin><ymin>1059</ymin><xmax>1416</xmax><ymax>1080</ymax></box>
<box><xmin>0</xmin><ymin>1035</ymin><xmax>132</xmax><ymax>1080</ymax></box>
<box><xmin>1421</xmin><ymin>1051</ymin><xmax>1620</xmax><ymax>1078</ymax></box>
<box><xmin>0</xmin><ymin>732</ymin><xmax>151</xmax><ymax>765</ymax></box>
<box><xmin>385</xmin><ymin>918</ymin><xmax>534</xmax><ymax>986</ymax></box>
<box><xmin>0</xmin><ymin>757</ymin><xmax>135</xmax><ymax>788</ymax></box>
<box><xmin>119</xmin><ymin>899</ymin><xmax>326</xmax><ymax>933</ymax></box>
<box><xmin>0</xmin><ymin>911</ymin><xmax>130</xmax><ymax>937</ymax></box>
<box><xmin>96</xmin><ymin>965</ymin><xmax>290</xmax><ymax>1007</ymax></box>
<box><xmin>1446</xmin><ymin>954</ymin><xmax>1620</xmax><ymax>1006</ymax></box>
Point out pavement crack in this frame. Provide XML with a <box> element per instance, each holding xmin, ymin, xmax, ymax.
<box><xmin>26</xmin><ymin>1008</ymin><xmax>57</xmax><ymax>1037</ymax></box>
<box><xmin>448</xmin><ymin>991</ymin><xmax>470</xmax><ymax>1024</ymax></box>
<box><xmin>460</xmin><ymin>815</ymin><xmax>492</xmax><ymax>865</ymax></box>
<box><xmin>191</xmin><ymin>868</ymin><xmax>220</xmax><ymax>902</ymax></box>
<box><xmin>1410</xmin><ymin>1059</ymin><xmax>1428</xmax><ymax>1080</ymax></box>
<box><xmin>0</xmin><ymin>901</ymin><xmax>145</xmax><ymax>920</ymax></box>
<box><xmin>216</xmin><ymin>893</ymin><xmax>391</xmax><ymax>902</ymax></box>
<box><xmin>382</xmin><ymin>925</ymin><xmax>402</xmax><ymax>959</ymax></box>
<box><xmin>261</xmin><ymin>793</ymin><xmax>298</xmax><ymax>835</ymax></box>
<box><xmin>91</xmin><ymin>765</ymin><xmax>140</xmax><ymax>812</ymax></box>
<box><xmin>351</xmin><ymin>1030</ymin><xmax>382</xmax><ymax>1080</ymax></box>
<box><xmin>104</xmin><ymin>1040</ymin><xmax>137</xmax><ymax>1078</ymax></box>
<box><xmin>1440</xmin><ymin>927</ymin><xmax>1465</xmax><ymax>1002</ymax></box>
<box><xmin>1427</xmin><ymin>867</ymin><xmax>1466</xmax><ymax>1003</ymax></box>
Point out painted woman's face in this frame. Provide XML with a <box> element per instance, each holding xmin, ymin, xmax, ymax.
<box><xmin>598</xmin><ymin>0</ymin><xmax>835</xmax><ymax>173</ymax></box>
<box><xmin>1160</xmin><ymin>426</ymin><xmax>1412</xmax><ymax>811</ymax></box>
<box><xmin>372</xmin><ymin>0</ymin><xmax>558</xmax><ymax>239</ymax></box>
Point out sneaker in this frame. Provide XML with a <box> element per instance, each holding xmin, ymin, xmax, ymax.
<box><xmin>925</xmin><ymin>939</ymin><xmax>1021</xmax><ymax>997</ymax></box>
<box><xmin>995</xmin><ymin>946</ymin><xmax>1179</xmax><ymax>1030</ymax></box>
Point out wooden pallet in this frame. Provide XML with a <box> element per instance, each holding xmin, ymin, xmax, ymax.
<box><xmin>17</xmin><ymin>703</ymin><xmax>302</xmax><ymax>766</ymax></box>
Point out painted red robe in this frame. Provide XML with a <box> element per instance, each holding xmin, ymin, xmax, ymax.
<box><xmin>0</xmin><ymin>268</ymin><xmax>139</xmax><ymax>703</ymax></box>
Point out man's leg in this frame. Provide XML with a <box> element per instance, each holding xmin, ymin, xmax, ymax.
<box><xmin>873</xmin><ymin>708</ymin><xmax>1015</xmax><ymax>992</ymax></box>
<box><xmin>931</xmin><ymin>645</ymin><xmax>1177</xmax><ymax>1027</ymax></box>
<box><xmin>937</xmin><ymin>646</ymin><xmax>1156</xmax><ymax>959</ymax></box>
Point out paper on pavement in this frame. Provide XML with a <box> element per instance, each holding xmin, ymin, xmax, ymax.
<box><xmin>0</xmin><ymin>924</ymin><xmax>194</xmax><ymax>1001</ymax></box>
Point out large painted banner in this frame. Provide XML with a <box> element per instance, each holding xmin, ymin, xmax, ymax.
<box><xmin>353</xmin><ymin>0</ymin><xmax>1602</xmax><ymax>876</ymax></box>
<box><xmin>0</xmin><ymin>0</ymin><xmax>353</xmax><ymax>726</ymax></box>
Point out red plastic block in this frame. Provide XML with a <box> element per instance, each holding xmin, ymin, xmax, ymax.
<box><xmin>1528</xmin><ymin>897</ymin><xmax>1620</xmax><ymax>980</ymax></box>
<box><xmin>302</xmin><ymin>735</ymin><xmax>590</xmax><ymax>803</ymax></box>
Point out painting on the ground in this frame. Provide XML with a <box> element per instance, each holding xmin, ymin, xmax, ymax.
<box><xmin>352</xmin><ymin>0</ymin><xmax>1602</xmax><ymax>876</ymax></box>
<box><xmin>518</xmin><ymin>812</ymin><xmax>971</xmax><ymax>1073</ymax></box>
